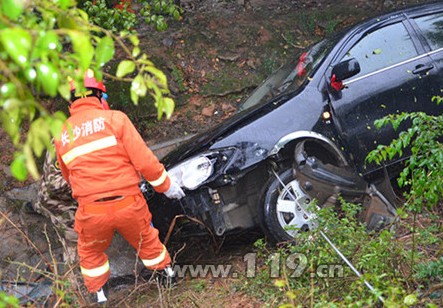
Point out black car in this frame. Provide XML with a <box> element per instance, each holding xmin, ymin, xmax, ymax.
<box><xmin>146</xmin><ymin>2</ymin><xmax>443</xmax><ymax>243</ymax></box>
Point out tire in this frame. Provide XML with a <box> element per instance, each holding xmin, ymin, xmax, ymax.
<box><xmin>260</xmin><ymin>168</ymin><xmax>316</xmax><ymax>243</ymax></box>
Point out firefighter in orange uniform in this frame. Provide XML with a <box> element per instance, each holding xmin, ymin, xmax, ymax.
<box><xmin>54</xmin><ymin>69</ymin><xmax>184</xmax><ymax>303</ymax></box>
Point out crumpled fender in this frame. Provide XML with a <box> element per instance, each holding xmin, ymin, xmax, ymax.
<box><xmin>294</xmin><ymin>140</ymin><xmax>397</xmax><ymax>230</ymax></box>
<box><xmin>294</xmin><ymin>140</ymin><xmax>368</xmax><ymax>205</ymax></box>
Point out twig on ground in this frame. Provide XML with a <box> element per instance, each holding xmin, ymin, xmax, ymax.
<box><xmin>172</xmin><ymin>243</ymin><xmax>187</xmax><ymax>266</ymax></box>
<box><xmin>280</xmin><ymin>33</ymin><xmax>305</xmax><ymax>49</ymax></box>
<box><xmin>163</xmin><ymin>214</ymin><xmax>218</xmax><ymax>251</ymax></box>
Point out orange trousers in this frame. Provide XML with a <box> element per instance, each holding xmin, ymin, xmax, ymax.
<box><xmin>74</xmin><ymin>193</ymin><xmax>171</xmax><ymax>292</ymax></box>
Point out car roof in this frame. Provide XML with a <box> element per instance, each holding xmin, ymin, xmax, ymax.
<box><xmin>354</xmin><ymin>1</ymin><xmax>443</xmax><ymax>31</ymax></box>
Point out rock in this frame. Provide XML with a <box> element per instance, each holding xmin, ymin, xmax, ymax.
<box><xmin>107</xmin><ymin>234</ymin><xmax>144</xmax><ymax>278</ymax></box>
<box><xmin>162</xmin><ymin>37</ymin><xmax>175</xmax><ymax>47</ymax></box>
<box><xmin>5</xmin><ymin>183</ymin><xmax>38</xmax><ymax>202</ymax></box>
<box><xmin>257</xmin><ymin>26</ymin><xmax>271</xmax><ymax>45</ymax></box>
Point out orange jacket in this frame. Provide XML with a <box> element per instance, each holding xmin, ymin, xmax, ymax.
<box><xmin>55</xmin><ymin>97</ymin><xmax>171</xmax><ymax>205</ymax></box>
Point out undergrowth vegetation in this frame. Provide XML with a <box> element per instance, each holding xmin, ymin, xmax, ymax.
<box><xmin>239</xmin><ymin>200</ymin><xmax>441</xmax><ymax>307</ymax></box>
<box><xmin>81</xmin><ymin>0</ymin><xmax>182</xmax><ymax>32</ymax></box>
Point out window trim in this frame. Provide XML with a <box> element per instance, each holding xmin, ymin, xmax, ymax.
<box><xmin>429</xmin><ymin>47</ymin><xmax>443</xmax><ymax>56</ymax></box>
<box><xmin>345</xmin><ymin>52</ymin><xmax>430</xmax><ymax>85</ymax></box>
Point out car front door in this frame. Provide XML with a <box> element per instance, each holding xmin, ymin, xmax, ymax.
<box><xmin>328</xmin><ymin>19</ymin><xmax>439</xmax><ymax>174</ymax></box>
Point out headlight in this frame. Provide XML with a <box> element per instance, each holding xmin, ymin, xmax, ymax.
<box><xmin>168</xmin><ymin>148</ymin><xmax>236</xmax><ymax>190</ymax></box>
<box><xmin>169</xmin><ymin>156</ymin><xmax>213</xmax><ymax>190</ymax></box>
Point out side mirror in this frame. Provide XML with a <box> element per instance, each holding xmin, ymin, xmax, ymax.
<box><xmin>331</xmin><ymin>58</ymin><xmax>360</xmax><ymax>81</ymax></box>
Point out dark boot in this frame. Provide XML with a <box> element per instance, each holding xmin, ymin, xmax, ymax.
<box><xmin>158</xmin><ymin>266</ymin><xmax>176</xmax><ymax>288</ymax></box>
<box><xmin>141</xmin><ymin>266</ymin><xmax>176</xmax><ymax>288</ymax></box>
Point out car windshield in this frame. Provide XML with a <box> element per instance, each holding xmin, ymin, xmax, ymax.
<box><xmin>238</xmin><ymin>36</ymin><xmax>339</xmax><ymax>111</ymax></box>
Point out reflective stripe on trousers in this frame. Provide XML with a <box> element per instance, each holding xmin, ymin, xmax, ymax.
<box><xmin>81</xmin><ymin>260</ymin><xmax>110</xmax><ymax>277</ymax></box>
<box><xmin>142</xmin><ymin>245</ymin><xmax>167</xmax><ymax>267</ymax></box>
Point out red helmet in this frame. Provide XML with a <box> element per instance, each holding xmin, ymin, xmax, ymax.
<box><xmin>70</xmin><ymin>69</ymin><xmax>107</xmax><ymax>93</ymax></box>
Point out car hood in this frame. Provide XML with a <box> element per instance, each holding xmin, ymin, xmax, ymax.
<box><xmin>163</xmin><ymin>86</ymin><xmax>324</xmax><ymax>170</ymax></box>
<box><xmin>162</xmin><ymin>98</ymin><xmax>280</xmax><ymax>168</ymax></box>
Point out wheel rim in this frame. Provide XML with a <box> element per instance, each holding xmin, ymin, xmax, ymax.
<box><xmin>275</xmin><ymin>178</ymin><xmax>317</xmax><ymax>237</ymax></box>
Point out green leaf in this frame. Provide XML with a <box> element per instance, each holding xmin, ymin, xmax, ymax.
<box><xmin>57</xmin><ymin>13</ymin><xmax>79</xmax><ymax>30</ymax></box>
<box><xmin>77</xmin><ymin>8</ymin><xmax>89</xmax><ymax>21</ymax></box>
<box><xmin>37</xmin><ymin>62</ymin><xmax>60</xmax><ymax>97</ymax></box>
<box><xmin>274</xmin><ymin>279</ymin><xmax>286</xmax><ymax>288</ymax></box>
<box><xmin>132</xmin><ymin>46</ymin><xmax>140</xmax><ymax>58</ymax></box>
<box><xmin>128</xmin><ymin>34</ymin><xmax>139</xmax><ymax>46</ymax></box>
<box><xmin>57</xmin><ymin>0</ymin><xmax>73</xmax><ymax>10</ymax></box>
<box><xmin>285</xmin><ymin>291</ymin><xmax>296</xmax><ymax>300</ymax></box>
<box><xmin>403</xmin><ymin>294</ymin><xmax>417</xmax><ymax>306</ymax></box>
<box><xmin>95</xmin><ymin>36</ymin><xmax>115</xmax><ymax>67</ymax></box>
<box><xmin>11</xmin><ymin>155</ymin><xmax>27</xmax><ymax>181</ymax></box>
<box><xmin>0</xmin><ymin>28</ymin><xmax>31</xmax><ymax>68</ymax></box>
<box><xmin>116</xmin><ymin>60</ymin><xmax>136</xmax><ymax>78</ymax></box>
<box><xmin>0</xmin><ymin>107</ymin><xmax>20</xmax><ymax>144</ymax></box>
<box><xmin>173</xmin><ymin>9</ymin><xmax>181</xmax><ymax>20</ymax></box>
<box><xmin>144</xmin><ymin>65</ymin><xmax>167</xmax><ymax>87</ymax></box>
<box><xmin>131</xmin><ymin>74</ymin><xmax>147</xmax><ymax>97</ymax></box>
<box><xmin>36</xmin><ymin>31</ymin><xmax>61</xmax><ymax>52</ymax></box>
<box><xmin>24</xmin><ymin>144</ymin><xmax>39</xmax><ymax>179</ymax></box>
<box><xmin>156</xmin><ymin>17</ymin><xmax>168</xmax><ymax>31</ymax></box>
<box><xmin>0</xmin><ymin>82</ymin><xmax>17</xmax><ymax>98</ymax></box>
<box><xmin>67</xmin><ymin>30</ymin><xmax>94</xmax><ymax>70</ymax></box>
<box><xmin>49</xmin><ymin>112</ymin><xmax>67</xmax><ymax>138</ymax></box>
<box><xmin>2</xmin><ymin>97</ymin><xmax>21</xmax><ymax>112</ymax></box>
<box><xmin>58</xmin><ymin>82</ymin><xmax>71</xmax><ymax>101</ymax></box>
<box><xmin>24</xmin><ymin>101</ymin><xmax>36</xmax><ymax>122</ymax></box>
<box><xmin>23</xmin><ymin>67</ymin><xmax>37</xmax><ymax>82</ymax></box>
<box><xmin>1</xmin><ymin>0</ymin><xmax>25</xmax><ymax>20</ymax></box>
<box><xmin>50</xmin><ymin>118</ymin><xmax>65</xmax><ymax>138</ymax></box>
<box><xmin>372</xmin><ymin>48</ymin><xmax>382</xmax><ymax>55</ymax></box>
<box><xmin>130</xmin><ymin>87</ymin><xmax>139</xmax><ymax>105</ymax></box>
<box><xmin>29</xmin><ymin>120</ymin><xmax>47</xmax><ymax>157</ymax></box>
<box><xmin>162</xmin><ymin>97</ymin><xmax>175</xmax><ymax>119</ymax></box>
<box><xmin>32</xmin><ymin>31</ymin><xmax>62</xmax><ymax>61</ymax></box>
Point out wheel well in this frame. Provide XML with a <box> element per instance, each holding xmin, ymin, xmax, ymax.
<box><xmin>278</xmin><ymin>138</ymin><xmax>345</xmax><ymax>167</ymax></box>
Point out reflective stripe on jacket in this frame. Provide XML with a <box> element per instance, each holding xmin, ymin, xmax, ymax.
<box><xmin>55</xmin><ymin>97</ymin><xmax>170</xmax><ymax>205</ymax></box>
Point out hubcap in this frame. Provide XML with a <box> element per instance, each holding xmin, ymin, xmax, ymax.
<box><xmin>275</xmin><ymin>179</ymin><xmax>317</xmax><ymax>237</ymax></box>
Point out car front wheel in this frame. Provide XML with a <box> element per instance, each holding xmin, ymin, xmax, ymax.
<box><xmin>261</xmin><ymin>168</ymin><xmax>317</xmax><ymax>243</ymax></box>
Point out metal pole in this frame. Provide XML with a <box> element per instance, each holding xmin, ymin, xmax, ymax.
<box><xmin>319</xmin><ymin>230</ymin><xmax>384</xmax><ymax>303</ymax></box>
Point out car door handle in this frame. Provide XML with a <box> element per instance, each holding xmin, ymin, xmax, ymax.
<box><xmin>412</xmin><ymin>64</ymin><xmax>434</xmax><ymax>75</ymax></box>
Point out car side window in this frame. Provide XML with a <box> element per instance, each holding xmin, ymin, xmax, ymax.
<box><xmin>341</xmin><ymin>22</ymin><xmax>418</xmax><ymax>79</ymax></box>
<box><xmin>414</xmin><ymin>12</ymin><xmax>443</xmax><ymax>51</ymax></box>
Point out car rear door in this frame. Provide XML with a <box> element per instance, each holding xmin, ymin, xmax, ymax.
<box><xmin>411</xmin><ymin>11</ymin><xmax>443</xmax><ymax>96</ymax></box>
<box><xmin>328</xmin><ymin>17</ymin><xmax>440</xmax><ymax>174</ymax></box>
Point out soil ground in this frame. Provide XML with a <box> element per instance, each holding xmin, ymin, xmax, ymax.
<box><xmin>0</xmin><ymin>0</ymin><xmax>437</xmax><ymax>307</ymax></box>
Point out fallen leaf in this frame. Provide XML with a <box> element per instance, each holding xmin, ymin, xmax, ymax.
<box><xmin>189</xmin><ymin>96</ymin><xmax>203</xmax><ymax>107</ymax></box>
<box><xmin>202</xmin><ymin>105</ymin><xmax>215</xmax><ymax>117</ymax></box>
